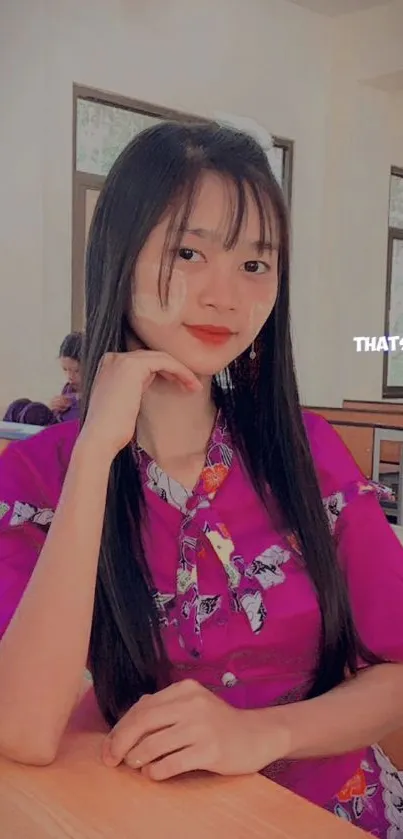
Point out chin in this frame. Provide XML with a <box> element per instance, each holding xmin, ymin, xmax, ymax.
<box><xmin>190</xmin><ymin>364</ymin><xmax>227</xmax><ymax>377</ymax></box>
<box><xmin>179</xmin><ymin>351</ymin><xmax>237</xmax><ymax>378</ymax></box>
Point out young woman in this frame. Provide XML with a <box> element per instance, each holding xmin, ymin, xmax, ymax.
<box><xmin>0</xmin><ymin>122</ymin><xmax>403</xmax><ymax>836</ymax></box>
<box><xmin>49</xmin><ymin>331</ymin><xmax>83</xmax><ymax>422</ymax></box>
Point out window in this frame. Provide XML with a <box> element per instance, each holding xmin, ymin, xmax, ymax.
<box><xmin>383</xmin><ymin>167</ymin><xmax>403</xmax><ymax>397</ymax></box>
<box><xmin>72</xmin><ymin>85</ymin><xmax>294</xmax><ymax>330</ymax></box>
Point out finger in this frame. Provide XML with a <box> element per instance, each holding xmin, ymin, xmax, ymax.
<box><xmin>156</xmin><ymin>369</ymin><xmax>201</xmax><ymax>392</ymax></box>
<box><xmin>102</xmin><ymin>694</ymin><xmax>152</xmax><ymax>764</ymax></box>
<box><xmin>128</xmin><ymin>680</ymin><xmax>200</xmax><ymax>710</ymax></box>
<box><xmin>104</xmin><ymin>682</ymin><xmax>200</xmax><ymax>764</ymax></box>
<box><xmin>143</xmin><ymin>355</ymin><xmax>202</xmax><ymax>392</ymax></box>
<box><xmin>103</xmin><ymin>702</ymin><xmax>181</xmax><ymax>767</ymax></box>
<box><xmin>156</xmin><ymin>373</ymin><xmax>196</xmax><ymax>395</ymax></box>
<box><xmin>124</xmin><ymin>723</ymin><xmax>193</xmax><ymax>769</ymax></box>
<box><xmin>142</xmin><ymin>745</ymin><xmax>204</xmax><ymax>781</ymax></box>
<box><xmin>158</xmin><ymin>371</ymin><xmax>176</xmax><ymax>383</ymax></box>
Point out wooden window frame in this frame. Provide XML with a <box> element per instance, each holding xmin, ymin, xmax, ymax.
<box><xmin>383</xmin><ymin>166</ymin><xmax>403</xmax><ymax>398</ymax></box>
<box><xmin>72</xmin><ymin>84</ymin><xmax>294</xmax><ymax>330</ymax></box>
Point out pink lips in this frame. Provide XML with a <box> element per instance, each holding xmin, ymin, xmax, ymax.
<box><xmin>185</xmin><ymin>325</ymin><xmax>235</xmax><ymax>346</ymax></box>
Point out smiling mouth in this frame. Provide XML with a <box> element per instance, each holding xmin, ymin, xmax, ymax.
<box><xmin>185</xmin><ymin>325</ymin><xmax>235</xmax><ymax>345</ymax></box>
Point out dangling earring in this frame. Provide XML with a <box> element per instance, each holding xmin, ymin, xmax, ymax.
<box><xmin>249</xmin><ymin>342</ymin><xmax>256</xmax><ymax>361</ymax></box>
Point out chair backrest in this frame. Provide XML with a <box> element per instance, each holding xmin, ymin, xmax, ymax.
<box><xmin>306</xmin><ymin>406</ymin><xmax>403</xmax><ymax>429</ymax></box>
<box><xmin>331</xmin><ymin>422</ymin><xmax>374</xmax><ymax>478</ymax></box>
<box><xmin>391</xmin><ymin>524</ymin><xmax>403</xmax><ymax>544</ymax></box>
<box><xmin>343</xmin><ymin>399</ymin><xmax>403</xmax><ymax>413</ymax></box>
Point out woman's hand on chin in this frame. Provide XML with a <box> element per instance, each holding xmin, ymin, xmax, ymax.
<box><xmin>80</xmin><ymin>350</ymin><xmax>202</xmax><ymax>462</ymax></box>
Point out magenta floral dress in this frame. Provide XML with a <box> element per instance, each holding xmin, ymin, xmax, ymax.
<box><xmin>1</xmin><ymin>411</ymin><xmax>403</xmax><ymax>837</ymax></box>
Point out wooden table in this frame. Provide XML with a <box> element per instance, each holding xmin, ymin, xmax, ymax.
<box><xmin>0</xmin><ymin>687</ymin><xmax>363</xmax><ymax>838</ymax></box>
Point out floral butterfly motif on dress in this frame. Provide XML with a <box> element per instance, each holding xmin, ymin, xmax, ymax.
<box><xmin>9</xmin><ymin>501</ymin><xmax>54</xmax><ymax>530</ymax></box>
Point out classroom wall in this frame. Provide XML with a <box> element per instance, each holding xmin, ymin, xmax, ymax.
<box><xmin>314</xmin><ymin>1</ymin><xmax>403</xmax><ymax>405</ymax></box>
<box><xmin>0</xmin><ymin>0</ymin><xmax>402</xmax><ymax>409</ymax></box>
<box><xmin>319</xmin><ymin>84</ymin><xmax>403</xmax><ymax>406</ymax></box>
<box><xmin>0</xmin><ymin>0</ymin><xmax>333</xmax><ymax>407</ymax></box>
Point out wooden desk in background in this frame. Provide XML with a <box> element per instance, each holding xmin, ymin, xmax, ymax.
<box><xmin>0</xmin><ymin>687</ymin><xmax>362</xmax><ymax>839</ymax></box>
<box><xmin>343</xmin><ymin>400</ymin><xmax>403</xmax><ymax>414</ymax></box>
<box><xmin>304</xmin><ymin>406</ymin><xmax>403</xmax><ymax>479</ymax></box>
<box><xmin>0</xmin><ymin>421</ymin><xmax>44</xmax><ymax>456</ymax></box>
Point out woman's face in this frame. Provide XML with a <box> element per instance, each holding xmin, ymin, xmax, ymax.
<box><xmin>60</xmin><ymin>356</ymin><xmax>81</xmax><ymax>390</ymax></box>
<box><xmin>129</xmin><ymin>172</ymin><xmax>279</xmax><ymax>375</ymax></box>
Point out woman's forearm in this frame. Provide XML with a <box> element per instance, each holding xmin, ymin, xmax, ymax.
<box><xmin>261</xmin><ymin>664</ymin><xmax>403</xmax><ymax>761</ymax></box>
<box><xmin>0</xmin><ymin>437</ymin><xmax>111</xmax><ymax>765</ymax></box>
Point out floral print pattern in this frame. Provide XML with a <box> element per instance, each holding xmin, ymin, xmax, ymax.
<box><xmin>9</xmin><ymin>501</ymin><xmax>54</xmax><ymax>530</ymax></box>
<box><xmin>135</xmin><ymin>414</ymin><xmax>387</xmax><ymax>659</ymax></box>
<box><xmin>374</xmin><ymin>745</ymin><xmax>403</xmax><ymax>839</ymax></box>
<box><xmin>335</xmin><ymin>762</ymin><xmax>378</xmax><ymax>821</ymax></box>
<box><xmin>1</xmin><ymin>410</ymin><xmax>402</xmax><ymax>834</ymax></box>
<box><xmin>135</xmin><ymin>415</ymin><xmax>295</xmax><ymax>654</ymax></box>
<box><xmin>324</xmin><ymin>481</ymin><xmax>393</xmax><ymax>533</ymax></box>
<box><xmin>329</xmin><ymin>746</ymin><xmax>403</xmax><ymax>838</ymax></box>
<box><xmin>0</xmin><ymin>502</ymin><xmax>10</xmax><ymax>521</ymax></box>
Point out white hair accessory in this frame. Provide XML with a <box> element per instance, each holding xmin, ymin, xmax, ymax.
<box><xmin>213</xmin><ymin>111</ymin><xmax>278</xmax><ymax>174</ymax></box>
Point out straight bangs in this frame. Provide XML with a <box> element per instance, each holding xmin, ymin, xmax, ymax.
<box><xmin>156</xmin><ymin>163</ymin><xmax>286</xmax><ymax>308</ymax></box>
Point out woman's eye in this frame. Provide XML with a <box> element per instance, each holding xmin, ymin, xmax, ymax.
<box><xmin>243</xmin><ymin>260</ymin><xmax>270</xmax><ymax>274</ymax></box>
<box><xmin>178</xmin><ymin>247</ymin><xmax>202</xmax><ymax>262</ymax></box>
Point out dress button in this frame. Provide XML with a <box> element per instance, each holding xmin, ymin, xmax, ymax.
<box><xmin>217</xmin><ymin>614</ymin><xmax>228</xmax><ymax>626</ymax></box>
<box><xmin>222</xmin><ymin>671</ymin><xmax>237</xmax><ymax>688</ymax></box>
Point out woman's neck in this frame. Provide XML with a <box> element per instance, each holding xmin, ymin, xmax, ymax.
<box><xmin>136</xmin><ymin>375</ymin><xmax>216</xmax><ymax>464</ymax></box>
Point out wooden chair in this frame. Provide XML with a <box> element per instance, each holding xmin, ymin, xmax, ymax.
<box><xmin>305</xmin><ymin>407</ymin><xmax>403</xmax><ymax>474</ymax></box>
<box><xmin>331</xmin><ymin>422</ymin><xmax>374</xmax><ymax>478</ymax></box>
<box><xmin>307</xmin><ymin>406</ymin><xmax>403</xmax><ymax>429</ymax></box>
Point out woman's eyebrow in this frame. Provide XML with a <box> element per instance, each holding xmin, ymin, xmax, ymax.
<box><xmin>184</xmin><ymin>227</ymin><xmax>276</xmax><ymax>251</ymax></box>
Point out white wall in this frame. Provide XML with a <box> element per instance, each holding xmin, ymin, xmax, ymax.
<box><xmin>315</xmin><ymin>0</ymin><xmax>403</xmax><ymax>405</ymax></box>
<box><xmin>0</xmin><ymin>0</ymin><xmax>46</xmax><ymax>408</ymax></box>
<box><xmin>0</xmin><ymin>0</ymin><xmax>402</xmax><ymax>410</ymax></box>
<box><xmin>0</xmin><ymin>0</ymin><xmax>332</xmax><ymax>407</ymax></box>
<box><xmin>319</xmin><ymin>84</ymin><xmax>403</xmax><ymax>405</ymax></box>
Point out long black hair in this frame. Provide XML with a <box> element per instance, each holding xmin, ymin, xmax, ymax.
<box><xmin>82</xmin><ymin>121</ymin><xmax>378</xmax><ymax>726</ymax></box>
<box><xmin>59</xmin><ymin>331</ymin><xmax>83</xmax><ymax>362</ymax></box>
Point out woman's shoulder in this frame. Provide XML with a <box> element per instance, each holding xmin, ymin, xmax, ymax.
<box><xmin>301</xmin><ymin>409</ymin><xmax>362</xmax><ymax>496</ymax></box>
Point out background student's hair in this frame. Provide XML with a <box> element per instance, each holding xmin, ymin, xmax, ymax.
<box><xmin>59</xmin><ymin>332</ymin><xmax>83</xmax><ymax>362</ymax></box>
<box><xmin>3</xmin><ymin>398</ymin><xmax>31</xmax><ymax>423</ymax></box>
<box><xmin>3</xmin><ymin>398</ymin><xmax>57</xmax><ymax>426</ymax></box>
<box><xmin>82</xmin><ymin>121</ymin><xmax>380</xmax><ymax>726</ymax></box>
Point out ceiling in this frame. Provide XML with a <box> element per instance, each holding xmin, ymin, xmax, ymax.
<box><xmin>286</xmin><ymin>0</ymin><xmax>394</xmax><ymax>16</ymax></box>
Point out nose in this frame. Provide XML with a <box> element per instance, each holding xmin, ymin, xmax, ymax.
<box><xmin>199</xmin><ymin>264</ymin><xmax>238</xmax><ymax>312</ymax></box>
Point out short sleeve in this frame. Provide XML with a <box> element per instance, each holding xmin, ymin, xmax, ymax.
<box><xmin>0</xmin><ymin>445</ymin><xmax>44</xmax><ymax>638</ymax></box>
<box><xmin>304</xmin><ymin>410</ymin><xmax>367</xmax><ymax>493</ymax></box>
<box><xmin>304</xmin><ymin>411</ymin><xmax>403</xmax><ymax>663</ymax></box>
<box><xmin>0</xmin><ymin>423</ymin><xmax>77</xmax><ymax>640</ymax></box>
<box><xmin>337</xmin><ymin>493</ymin><xmax>403</xmax><ymax>663</ymax></box>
